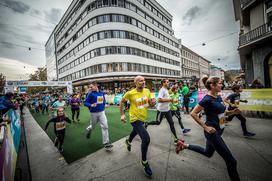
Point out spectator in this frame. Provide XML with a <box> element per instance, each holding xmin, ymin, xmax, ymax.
<box><xmin>0</xmin><ymin>92</ymin><xmax>15</xmax><ymax>122</ymax></box>
<box><xmin>251</xmin><ymin>79</ymin><xmax>264</xmax><ymax>89</ymax></box>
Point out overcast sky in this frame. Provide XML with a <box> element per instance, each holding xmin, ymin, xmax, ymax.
<box><xmin>0</xmin><ymin>0</ymin><xmax>240</xmax><ymax>80</ymax></box>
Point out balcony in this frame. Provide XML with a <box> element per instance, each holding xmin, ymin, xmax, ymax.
<box><xmin>239</xmin><ymin>22</ymin><xmax>272</xmax><ymax>47</ymax></box>
<box><xmin>241</xmin><ymin>0</ymin><xmax>256</xmax><ymax>9</ymax></box>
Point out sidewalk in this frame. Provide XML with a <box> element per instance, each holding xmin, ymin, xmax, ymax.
<box><xmin>24</xmin><ymin>108</ymin><xmax>272</xmax><ymax>181</ymax></box>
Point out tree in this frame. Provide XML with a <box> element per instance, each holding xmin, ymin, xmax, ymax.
<box><xmin>28</xmin><ymin>67</ymin><xmax>47</xmax><ymax>94</ymax></box>
<box><xmin>0</xmin><ymin>73</ymin><xmax>6</xmax><ymax>94</ymax></box>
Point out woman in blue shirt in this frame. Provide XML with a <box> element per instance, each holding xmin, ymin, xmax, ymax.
<box><xmin>176</xmin><ymin>76</ymin><xmax>241</xmax><ymax>181</ymax></box>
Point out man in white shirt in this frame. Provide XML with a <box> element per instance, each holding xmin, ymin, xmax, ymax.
<box><xmin>145</xmin><ymin>79</ymin><xmax>180</xmax><ymax>144</ymax></box>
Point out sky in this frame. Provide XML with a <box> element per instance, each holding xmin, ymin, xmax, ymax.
<box><xmin>0</xmin><ymin>0</ymin><xmax>240</xmax><ymax>80</ymax></box>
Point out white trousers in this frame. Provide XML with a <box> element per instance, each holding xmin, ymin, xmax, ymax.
<box><xmin>86</xmin><ymin>111</ymin><xmax>109</xmax><ymax>144</ymax></box>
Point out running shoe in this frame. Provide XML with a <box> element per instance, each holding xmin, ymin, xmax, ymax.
<box><xmin>175</xmin><ymin>140</ymin><xmax>186</xmax><ymax>154</ymax></box>
<box><xmin>125</xmin><ymin>139</ymin><xmax>131</xmax><ymax>152</ymax></box>
<box><xmin>182</xmin><ymin>128</ymin><xmax>191</xmax><ymax>134</ymax></box>
<box><xmin>141</xmin><ymin>160</ymin><xmax>152</xmax><ymax>177</ymax></box>
<box><xmin>243</xmin><ymin>132</ymin><xmax>256</xmax><ymax>137</ymax></box>
<box><xmin>86</xmin><ymin>129</ymin><xmax>91</xmax><ymax>139</ymax></box>
<box><xmin>174</xmin><ymin>138</ymin><xmax>184</xmax><ymax>145</ymax></box>
<box><xmin>104</xmin><ymin>143</ymin><xmax>113</xmax><ymax>152</ymax></box>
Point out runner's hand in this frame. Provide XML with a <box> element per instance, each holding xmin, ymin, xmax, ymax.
<box><xmin>121</xmin><ymin>114</ymin><xmax>126</xmax><ymax>123</ymax></box>
<box><xmin>91</xmin><ymin>103</ymin><xmax>97</xmax><ymax>107</ymax></box>
<box><xmin>204</xmin><ymin>126</ymin><xmax>216</xmax><ymax>134</ymax></box>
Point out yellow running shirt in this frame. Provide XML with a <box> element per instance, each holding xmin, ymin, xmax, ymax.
<box><xmin>123</xmin><ymin>88</ymin><xmax>151</xmax><ymax>122</ymax></box>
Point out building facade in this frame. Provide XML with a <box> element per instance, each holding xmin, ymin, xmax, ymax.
<box><xmin>45</xmin><ymin>0</ymin><xmax>181</xmax><ymax>89</ymax></box>
<box><xmin>181</xmin><ymin>45</ymin><xmax>211</xmax><ymax>81</ymax></box>
<box><xmin>210</xmin><ymin>65</ymin><xmax>224</xmax><ymax>80</ymax></box>
<box><xmin>45</xmin><ymin>33</ymin><xmax>57</xmax><ymax>81</ymax></box>
<box><xmin>233</xmin><ymin>0</ymin><xmax>272</xmax><ymax>87</ymax></box>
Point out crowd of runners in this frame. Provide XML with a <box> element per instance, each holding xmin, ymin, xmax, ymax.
<box><xmin>0</xmin><ymin>74</ymin><xmax>256</xmax><ymax>181</ymax></box>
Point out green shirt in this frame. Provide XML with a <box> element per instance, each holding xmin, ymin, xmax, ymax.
<box><xmin>170</xmin><ymin>93</ymin><xmax>180</xmax><ymax>111</ymax></box>
<box><xmin>179</xmin><ymin>86</ymin><xmax>189</xmax><ymax>96</ymax></box>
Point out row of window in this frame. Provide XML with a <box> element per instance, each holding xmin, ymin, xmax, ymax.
<box><xmin>57</xmin><ymin>13</ymin><xmax>179</xmax><ymax>59</ymax></box>
<box><xmin>56</xmin><ymin>0</ymin><xmax>86</xmax><ymax>38</ymax></box>
<box><xmin>136</xmin><ymin>0</ymin><xmax>172</xmax><ymax>26</ymax></box>
<box><xmin>182</xmin><ymin>50</ymin><xmax>198</xmax><ymax>61</ymax></box>
<box><xmin>58</xmin><ymin>46</ymin><xmax>180</xmax><ymax>74</ymax></box>
<box><xmin>182</xmin><ymin>69</ymin><xmax>199</xmax><ymax>78</ymax></box>
<box><xmin>56</xmin><ymin>0</ymin><xmax>175</xmax><ymax>47</ymax></box>
<box><xmin>59</xmin><ymin>62</ymin><xmax>180</xmax><ymax>81</ymax></box>
<box><xmin>57</xmin><ymin>30</ymin><xmax>180</xmax><ymax>61</ymax></box>
<box><xmin>182</xmin><ymin>58</ymin><xmax>199</xmax><ymax>70</ymax></box>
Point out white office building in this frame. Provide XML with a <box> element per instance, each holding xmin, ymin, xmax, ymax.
<box><xmin>45</xmin><ymin>0</ymin><xmax>181</xmax><ymax>89</ymax></box>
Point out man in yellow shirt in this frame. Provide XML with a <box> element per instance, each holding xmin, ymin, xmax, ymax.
<box><xmin>120</xmin><ymin>76</ymin><xmax>155</xmax><ymax>177</ymax></box>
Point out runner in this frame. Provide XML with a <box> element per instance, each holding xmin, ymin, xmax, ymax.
<box><xmin>70</xmin><ymin>93</ymin><xmax>81</xmax><ymax>123</ymax></box>
<box><xmin>170</xmin><ymin>86</ymin><xmax>191</xmax><ymax>134</ymax></box>
<box><xmin>44</xmin><ymin>107</ymin><xmax>71</xmax><ymax>153</ymax></box>
<box><xmin>84</xmin><ymin>82</ymin><xmax>113</xmax><ymax>151</ymax></box>
<box><xmin>120</xmin><ymin>75</ymin><xmax>155</xmax><ymax>177</ymax></box>
<box><xmin>179</xmin><ymin>81</ymin><xmax>190</xmax><ymax>114</ymax></box>
<box><xmin>176</xmin><ymin>76</ymin><xmax>241</xmax><ymax>181</ymax></box>
<box><xmin>145</xmin><ymin>79</ymin><xmax>181</xmax><ymax>144</ymax></box>
<box><xmin>224</xmin><ymin>85</ymin><xmax>255</xmax><ymax>137</ymax></box>
<box><xmin>50</xmin><ymin>95</ymin><xmax>66</xmax><ymax>117</ymax></box>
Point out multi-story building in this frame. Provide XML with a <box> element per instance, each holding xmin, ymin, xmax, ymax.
<box><xmin>45</xmin><ymin>33</ymin><xmax>57</xmax><ymax>81</ymax></box>
<box><xmin>45</xmin><ymin>0</ymin><xmax>181</xmax><ymax>90</ymax></box>
<box><xmin>210</xmin><ymin>65</ymin><xmax>224</xmax><ymax>80</ymax></box>
<box><xmin>233</xmin><ymin>0</ymin><xmax>272</xmax><ymax>87</ymax></box>
<box><xmin>181</xmin><ymin>45</ymin><xmax>211</xmax><ymax>81</ymax></box>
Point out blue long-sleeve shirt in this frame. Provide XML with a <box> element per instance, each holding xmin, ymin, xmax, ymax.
<box><xmin>84</xmin><ymin>91</ymin><xmax>106</xmax><ymax>113</ymax></box>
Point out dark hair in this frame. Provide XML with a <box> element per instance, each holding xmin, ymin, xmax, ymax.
<box><xmin>161</xmin><ymin>79</ymin><xmax>168</xmax><ymax>85</ymax></box>
<box><xmin>171</xmin><ymin>86</ymin><xmax>177</xmax><ymax>92</ymax></box>
<box><xmin>5</xmin><ymin>92</ymin><xmax>14</xmax><ymax>98</ymax></box>
<box><xmin>202</xmin><ymin>76</ymin><xmax>221</xmax><ymax>90</ymax></box>
<box><xmin>231</xmin><ymin>85</ymin><xmax>240</xmax><ymax>92</ymax></box>
<box><xmin>90</xmin><ymin>81</ymin><xmax>98</xmax><ymax>86</ymax></box>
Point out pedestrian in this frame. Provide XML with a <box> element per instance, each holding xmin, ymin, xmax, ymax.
<box><xmin>145</xmin><ymin>79</ymin><xmax>181</xmax><ymax>144</ymax></box>
<box><xmin>120</xmin><ymin>75</ymin><xmax>155</xmax><ymax>177</ymax></box>
<box><xmin>176</xmin><ymin>76</ymin><xmax>241</xmax><ymax>181</ymax></box>
<box><xmin>179</xmin><ymin>81</ymin><xmax>190</xmax><ymax>114</ymax></box>
<box><xmin>224</xmin><ymin>85</ymin><xmax>255</xmax><ymax>137</ymax></box>
<box><xmin>70</xmin><ymin>93</ymin><xmax>81</xmax><ymax>123</ymax></box>
<box><xmin>44</xmin><ymin>107</ymin><xmax>71</xmax><ymax>153</ymax></box>
<box><xmin>170</xmin><ymin>86</ymin><xmax>191</xmax><ymax>134</ymax></box>
<box><xmin>84</xmin><ymin>82</ymin><xmax>113</xmax><ymax>151</ymax></box>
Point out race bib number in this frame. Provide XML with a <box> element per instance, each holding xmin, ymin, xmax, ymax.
<box><xmin>97</xmin><ymin>96</ymin><xmax>104</xmax><ymax>104</ymax></box>
<box><xmin>56</xmin><ymin>122</ymin><xmax>65</xmax><ymax>131</ymax></box>
<box><xmin>218</xmin><ymin>113</ymin><xmax>225</xmax><ymax>129</ymax></box>
<box><xmin>136</xmin><ymin>97</ymin><xmax>148</xmax><ymax>109</ymax></box>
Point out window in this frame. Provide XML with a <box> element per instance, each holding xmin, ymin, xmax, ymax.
<box><xmin>122</xmin><ymin>62</ymin><xmax>127</xmax><ymax>71</ymax></box>
<box><xmin>145</xmin><ymin>2</ymin><xmax>152</xmax><ymax>11</ymax></box>
<box><xmin>146</xmin><ymin>15</ymin><xmax>152</xmax><ymax>23</ymax></box>
<box><xmin>118</xmin><ymin>0</ymin><xmax>125</xmax><ymax>7</ymax></box>
<box><xmin>101</xmin><ymin>47</ymin><xmax>106</xmax><ymax>55</ymax></box>
<box><xmin>137</xmin><ymin>9</ymin><xmax>145</xmax><ymax>18</ymax></box>
<box><xmin>101</xmin><ymin>64</ymin><xmax>107</xmax><ymax>72</ymax></box>
<box><xmin>129</xmin><ymin>3</ymin><xmax>136</xmax><ymax>12</ymax></box>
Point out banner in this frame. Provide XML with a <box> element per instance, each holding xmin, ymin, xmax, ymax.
<box><xmin>0</xmin><ymin>110</ymin><xmax>21</xmax><ymax>181</ymax></box>
<box><xmin>197</xmin><ymin>89</ymin><xmax>272</xmax><ymax>112</ymax></box>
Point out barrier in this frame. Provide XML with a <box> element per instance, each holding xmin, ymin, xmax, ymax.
<box><xmin>105</xmin><ymin>88</ymin><xmax>272</xmax><ymax>112</ymax></box>
<box><xmin>0</xmin><ymin>110</ymin><xmax>21</xmax><ymax>181</ymax></box>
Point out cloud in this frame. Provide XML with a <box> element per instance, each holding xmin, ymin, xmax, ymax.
<box><xmin>0</xmin><ymin>57</ymin><xmax>37</xmax><ymax>80</ymax></box>
<box><xmin>0</xmin><ymin>41</ymin><xmax>16</xmax><ymax>49</ymax></box>
<box><xmin>182</xmin><ymin>6</ymin><xmax>201</xmax><ymax>25</ymax></box>
<box><xmin>44</xmin><ymin>8</ymin><xmax>62</xmax><ymax>24</ymax></box>
<box><xmin>2</xmin><ymin>0</ymin><xmax>30</xmax><ymax>14</ymax></box>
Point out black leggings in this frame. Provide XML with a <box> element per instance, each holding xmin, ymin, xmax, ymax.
<box><xmin>148</xmin><ymin>110</ymin><xmax>178</xmax><ymax>139</ymax></box>
<box><xmin>171</xmin><ymin>110</ymin><xmax>184</xmax><ymax>129</ymax></box>
<box><xmin>71</xmin><ymin>109</ymin><xmax>80</xmax><ymax>121</ymax></box>
<box><xmin>55</xmin><ymin>131</ymin><xmax>65</xmax><ymax>151</ymax></box>
<box><xmin>129</xmin><ymin>121</ymin><xmax>150</xmax><ymax>161</ymax></box>
<box><xmin>188</xmin><ymin>130</ymin><xmax>240</xmax><ymax>181</ymax></box>
<box><xmin>226</xmin><ymin>114</ymin><xmax>248</xmax><ymax>134</ymax></box>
